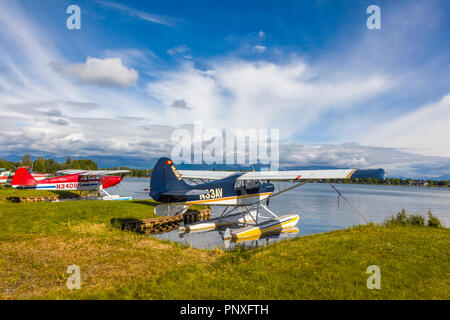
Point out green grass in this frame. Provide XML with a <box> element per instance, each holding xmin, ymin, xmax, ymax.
<box><xmin>0</xmin><ymin>196</ymin><xmax>448</xmax><ymax>300</ymax></box>
<box><xmin>50</xmin><ymin>224</ymin><xmax>449</xmax><ymax>300</ymax></box>
<box><xmin>0</xmin><ymin>198</ymin><xmax>218</xmax><ymax>299</ymax></box>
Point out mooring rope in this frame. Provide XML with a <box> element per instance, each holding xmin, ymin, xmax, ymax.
<box><xmin>329</xmin><ymin>183</ymin><xmax>369</xmax><ymax>224</ymax></box>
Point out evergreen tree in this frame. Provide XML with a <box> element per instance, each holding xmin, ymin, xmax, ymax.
<box><xmin>63</xmin><ymin>157</ymin><xmax>72</xmax><ymax>169</ymax></box>
<box><xmin>21</xmin><ymin>154</ymin><xmax>33</xmax><ymax>167</ymax></box>
<box><xmin>33</xmin><ymin>157</ymin><xmax>46</xmax><ymax>173</ymax></box>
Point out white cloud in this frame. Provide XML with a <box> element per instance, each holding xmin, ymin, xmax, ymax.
<box><xmin>51</xmin><ymin>57</ymin><xmax>139</xmax><ymax>88</ymax></box>
<box><xmin>0</xmin><ymin>112</ymin><xmax>176</xmax><ymax>159</ymax></box>
<box><xmin>2</xmin><ymin>103</ymin><xmax>449</xmax><ymax>178</ymax></box>
<box><xmin>167</xmin><ymin>45</ymin><xmax>192</xmax><ymax>58</ymax></box>
<box><xmin>45</xmin><ymin>108</ymin><xmax>63</xmax><ymax>117</ymax></box>
<box><xmin>253</xmin><ymin>45</ymin><xmax>267</xmax><ymax>53</ymax></box>
<box><xmin>280</xmin><ymin>142</ymin><xmax>450</xmax><ymax>179</ymax></box>
<box><xmin>361</xmin><ymin>94</ymin><xmax>450</xmax><ymax>158</ymax></box>
<box><xmin>103</xmin><ymin>48</ymin><xmax>157</xmax><ymax>68</ymax></box>
<box><xmin>49</xmin><ymin>118</ymin><xmax>69</xmax><ymax>126</ymax></box>
<box><xmin>167</xmin><ymin>45</ymin><xmax>189</xmax><ymax>55</ymax></box>
<box><xmin>171</xmin><ymin>99</ymin><xmax>193</xmax><ymax>110</ymax></box>
<box><xmin>147</xmin><ymin>59</ymin><xmax>391</xmax><ymax>138</ymax></box>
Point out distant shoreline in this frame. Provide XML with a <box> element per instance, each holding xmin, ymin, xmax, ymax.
<box><xmin>314</xmin><ymin>181</ymin><xmax>450</xmax><ymax>188</ymax></box>
<box><xmin>121</xmin><ymin>176</ymin><xmax>449</xmax><ymax>188</ymax></box>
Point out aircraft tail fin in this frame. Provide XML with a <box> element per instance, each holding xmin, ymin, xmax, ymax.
<box><xmin>150</xmin><ymin>157</ymin><xmax>190</xmax><ymax>201</ymax></box>
<box><xmin>11</xmin><ymin>168</ymin><xmax>37</xmax><ymax>188</ymax></box>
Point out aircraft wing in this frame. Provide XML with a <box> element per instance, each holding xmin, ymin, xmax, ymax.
<box><xmin>178</xmin><ymin>170</ymin><xmax>237</xmax><ymax>180</ymax></box>
<box><xmin>236</xmin><ymin>168</ymin><xmax>385</xmax><ymax>181</ymax></box>
<box><xmin>57</xmin><ymin>169</ymin><xmax>87</xmax><ymax>175</ymax></box>
<box><xmin>79</xmin><ymin>170</ymin><xmax>130</xmax><ymax>176</ymax></box>
<box><xmin>58</xmin><ymin>169</ymin><xmax>130</xmax><ymax>176</ymax></box>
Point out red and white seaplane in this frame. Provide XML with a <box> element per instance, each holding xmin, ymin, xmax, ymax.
<box><xmin>11</xmin><ymin>168</ymin><xmax>132</xmax><ymax>200</ymax></box>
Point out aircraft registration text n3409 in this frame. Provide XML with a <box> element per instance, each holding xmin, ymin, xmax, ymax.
<box><xmin>55</xmin><ymin>183</ymin><xmax>80</xmax><ymax>190</ymax></box>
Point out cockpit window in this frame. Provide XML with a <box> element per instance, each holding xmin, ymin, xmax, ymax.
<box><xmin>234</xmin><ymin>180</ymin><xmax>261</xmax><ymax>194</ymax></box>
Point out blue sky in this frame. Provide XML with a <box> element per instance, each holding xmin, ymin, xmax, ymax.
<box><xmin>0</xmin><ymin>0</ymin><xmax>449</xmax><ymax>178</ymax></box>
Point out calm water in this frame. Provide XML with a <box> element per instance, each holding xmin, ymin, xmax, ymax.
<box><xmin>116</xmin><ymin>178</ymin><xmax>450</xmax><ymax>249</ymax></box>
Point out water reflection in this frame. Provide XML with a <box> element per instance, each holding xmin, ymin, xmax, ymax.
<box><xmin>156</xmin><ymin>224</ymin><xmax>300</xmax><ymax>250</ymax></box>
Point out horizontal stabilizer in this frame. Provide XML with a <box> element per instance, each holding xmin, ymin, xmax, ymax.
<box><xmin>349</xmin><ymin>169</ymin><xmax>385</xmax><ymax>180</ymax></box>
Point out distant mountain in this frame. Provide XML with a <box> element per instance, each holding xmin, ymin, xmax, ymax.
<box><xmin>176</xmin><ymin>162</ymin><xmax>270</xmax><ymax>171</ymax></box>
<box><xmin>90</xmin><ymin>156</ymin><xmax>160</xmax><ymax>169</ymax></box>
<box><xmin>387</xmin><ymin>175</ymin><xmax>409</xmax><ymax>180</ymax></box>
<box><xmin>282</xmin><ymin>165</ymin><xmax>347</xmax><ymax>170</ymax></box>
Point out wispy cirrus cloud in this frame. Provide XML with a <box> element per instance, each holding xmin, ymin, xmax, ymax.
<box><xmin>96</xmin><ymin>0</ymin><xmax>177</xmax><ymax>26</ymax></box>
<box><xmin>361</xmin><ymin>94</ymin><xmax>450</xmax><ymax>158</ymax></box>
<box><xmin>167</xmin><ymin>45</ymin><xmax>191</xmax><ymax>58</ymax></box>
<box><xmin>252</xmin><ymin>45</ymin><xmax>267</xmax><ymax>53</ymax></box>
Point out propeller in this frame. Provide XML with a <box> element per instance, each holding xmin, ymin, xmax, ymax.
<box><xmin>133</xmin><ymin>187</ymin><xmax>151</xmax><ymax>195</ymax></box>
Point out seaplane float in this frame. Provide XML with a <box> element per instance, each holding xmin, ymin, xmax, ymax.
<box><xmin>148</xmin><ymin>157</ymin><xmax>385</xmax><ymax>242</ymax></box>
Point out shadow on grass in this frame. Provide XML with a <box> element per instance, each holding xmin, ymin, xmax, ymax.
<box><xmin>128</xmin><ymin>200</ymin><xmax>158</xmax><ymax>207</ymax></box>
<box><xmin>52</xmin><ymin>191</ymin><xmax>81</xmax><ymax>198</ymax></box>
<box><xmin>110</xmin><ymin>217</ymin><xmax>142</xmax><ymax>231</ymax></box>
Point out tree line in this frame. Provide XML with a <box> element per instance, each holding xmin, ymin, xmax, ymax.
<box><xmin>109</xmin><ymin>167</ymin><xmax>151</xmax><ymax>177</ymax></box>
<box><xmin>0</xmin><ymin>155</ymin><xmax>447</xmax><ymax>184</ymax></box>
<box><xmin>320</xmin><ymin>177</ymin><xmax>450</xmax><ymax>187</ymax></box>
<box><xmin>0</xmin><ymin>154</ymin><xmax>150</xmax><ymax>177</ymax></box>
<box><xmin>0</xmin><ymin>154</ymin><xmax>98</xmax><ymax>173</ymax></box>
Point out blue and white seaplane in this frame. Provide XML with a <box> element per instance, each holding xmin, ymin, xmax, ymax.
<box><xmin>149</xmin><ymin>157</ymin><xmax>385</xmax><ymax>241</ymax></box>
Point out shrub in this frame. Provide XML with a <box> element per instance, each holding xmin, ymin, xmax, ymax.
<box><xmin>427</xmin><ymin>210</ymin><xmax>442</xmax><ymax>228</ymax></box>
<box><xmin>384</xmin><ymin>209</ymin><xmax>407</xmax><ymax>226</ymax></box>
<box><xmin>405</xmin><ymin>214</ymin><xmax>425</xmax><ymax>226</ymax></box>
<box><xmin>384</xmin><ymin>209</ymin><xmax>424</xmax><ymax>227</ymax></box>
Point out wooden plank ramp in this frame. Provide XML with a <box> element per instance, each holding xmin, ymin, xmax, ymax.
<box><xmin>119</xmin><ymin>208</ymin><xmax>212</xmax><ymax>235</ymax></box>
<box><xmin>5</xmin><ymin>195</ymin><xmax>79</xmax><ymax>203</ymax></box>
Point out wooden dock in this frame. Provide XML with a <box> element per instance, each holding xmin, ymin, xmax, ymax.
<box><xmin>2</xmin><ymin>195</ymin><xmax>80</xmax><ymax>203</ymax></box>
<box><xmin>119</xmin><ymin>208</ymin><xmax>212</xmax><ymax>234</ymax></box>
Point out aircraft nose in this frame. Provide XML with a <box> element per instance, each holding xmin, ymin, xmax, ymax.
<box><xmin>113</xmin><ymin>176</ymin><xmax>122</xmax><ymax>185</ymax></box>
<box><xmin>102</xmin><ymin>176</ymin><xmax>123</xmax><ymax>189</ymax></box>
